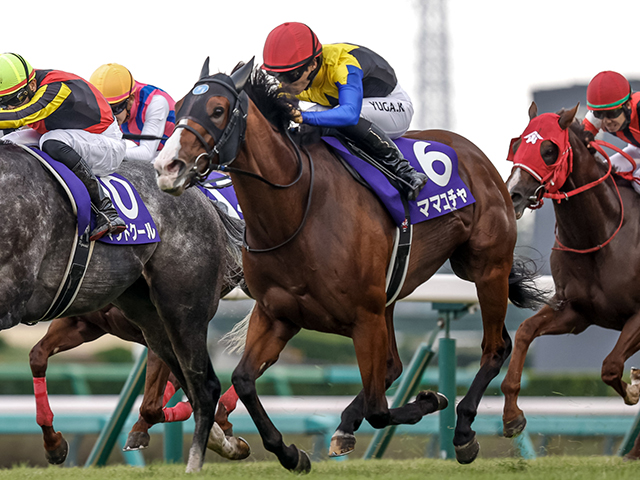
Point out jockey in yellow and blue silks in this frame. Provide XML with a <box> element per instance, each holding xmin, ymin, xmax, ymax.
<box><xmin>262</xmin><ymin>22</ymin><xmax>427</xmax><ymax>201</ymax></box>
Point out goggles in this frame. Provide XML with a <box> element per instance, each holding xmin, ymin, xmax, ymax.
<box><xmin>0</xmin><ymin>87</ymin><xmax>30</xmax><ymax>109</ymax></box>
<box><xmin>593</xmin><ymin>107</ymin><xmax>624</xmax><ymax>120</ymax></box>
<box><xmin>111</xmin><ymin>99</ymin><xmax>129</xmax><ymax>116</ymax></box>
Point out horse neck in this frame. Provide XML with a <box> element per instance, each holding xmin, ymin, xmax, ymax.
<box><xmin>553</xmin><ymin>138</ymin><xmax>621</xmax><ymax>248</ymax></box>
<box><xmin>231</xmin><ymin>104</ymin><xmax>311</xmax><ymax>248</ymax></box>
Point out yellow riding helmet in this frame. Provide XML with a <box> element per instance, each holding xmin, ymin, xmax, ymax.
<box><xmin>0</xmin><ymin>53</ymin><xmax>35</xmax><ymax>97</ymax></box>
<box><xmin>90</xmin><ymin>63</ymin><xmax>136</xmax><ymax>104</ymax></box>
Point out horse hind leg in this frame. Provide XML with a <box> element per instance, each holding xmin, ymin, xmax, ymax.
<box><xmin>453</xmin><ymin>269</ymin><xmax>512</xmax><ymax>464</ymax></box>
<box><xmin>232</xmin><ymin>307</ymin><xmax>307</xmax><ymax>472</ymax></box>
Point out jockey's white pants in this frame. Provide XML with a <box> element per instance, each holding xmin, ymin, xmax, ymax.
<box><xmin>4</xmin><ymin>120</ymin><xmax>126</xmax><ymax>176</ymax></box>
<box><xmin>302</xmin><ymin>82</ymin><xmax>414</xmax><ymax>139</ymax></box>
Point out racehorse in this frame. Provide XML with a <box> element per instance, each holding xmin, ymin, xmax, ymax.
<box><xmin>0</xmin><ymin>146</ymin><xmax>243</xmax><ymax>472</ymax></box>
<box><xmin>502</xmin><ymin>103</ymin><xmax>640</xmax><ymax>459</ymax></box>
<box><xmin>29</xmin><ymin>304</ymin><xmax>249</xmax><ymax>463</ymax></box>
<box><xmin>154</xmin><ymin>60</ymin><xmax>547</xmax><ymax>472</ymax></box>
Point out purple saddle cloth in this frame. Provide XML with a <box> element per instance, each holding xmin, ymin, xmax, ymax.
<box><xmin>322</xmin><ymin>137</ymin><xmax>475</xmax><ymax>227</ymax></box>
<box><xmin>198</xmin><ymin>171</ymin><xmax>244</xmax><ymax>220</ymax></box>
<box><xmin>32</xmin><ymin>147</ymin><xmax>160</xmax><ymax>245</ymax></box>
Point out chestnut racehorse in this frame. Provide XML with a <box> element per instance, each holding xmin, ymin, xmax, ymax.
<box><xmin>154</xmin><ymin>60</ymin><xmax>547</xmax><ymax>472</ymax></box>
<box><xmin>503</xmin><ymin>103</ymin><xmax>640</xmax><ymax>459</ymax></box>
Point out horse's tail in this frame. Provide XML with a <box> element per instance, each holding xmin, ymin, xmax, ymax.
<box><xmin>220</xmin><ymin>304</ymin><xmax>252</xmax><ymax>355</ymax></box>
<box><xmin>508</xmin><ymin>256</ymin><xmax>552</xmax><ymax>310</ymax></box>
<box><xmin>211</xmin><ymin>203</ymin><xmax>247</xmax><ymax>296</ymax></box>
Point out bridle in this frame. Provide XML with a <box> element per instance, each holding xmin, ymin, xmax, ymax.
<box><xmin>175</xmin><ymin>63</ymin><xmax>314</xmax><ymax>253</ymax></box>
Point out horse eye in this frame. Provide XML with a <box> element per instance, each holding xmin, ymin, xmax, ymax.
<box><xmin>212</xmin><ymin>107</ymin><xmax>225</xmax><ymax>118</ymax></box>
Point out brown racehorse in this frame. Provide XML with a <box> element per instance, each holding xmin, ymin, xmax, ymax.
<box><xmin>503</xmin><ymin>103</ymin><xmax>640</xmax><ymax>459</ymax></box>
<box><xmin>154</xmin><ymin>60</ymin><xmax>547</xmax><ymax>472</ymax></box>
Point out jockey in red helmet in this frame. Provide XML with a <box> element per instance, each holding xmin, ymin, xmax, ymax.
<box><xmin>262</xmin><ymin>22</ymin><xmax>427</xmax><ymax>201</ymax></box>
<box><xmin>583</xmin><ymin>70</ymin><xmax>640</xmax><ymax>193</ymax></box>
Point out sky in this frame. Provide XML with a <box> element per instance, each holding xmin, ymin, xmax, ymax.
<box><xmin>7</xmin><ymin>0</ymin><xmax>639</xmax><ymax>180</ymax></box>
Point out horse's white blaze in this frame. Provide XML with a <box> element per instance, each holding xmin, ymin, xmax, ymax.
<box><xmin>155</xmin><ymin>120</ymin><xmax>189</xmax><ymax>192</ymax></box>
<box><xmin>505</xmin><ymin>168</ymin><xmax>523</xmax><ymax>194</ymax></box>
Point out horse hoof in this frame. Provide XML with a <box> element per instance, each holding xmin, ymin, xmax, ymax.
<box><xmin>623</xmin><ymin>453</ymin><xmax>640</xmax><ymax>462</ymax></box>
<box><xmin>455</xmin><ymin>435</ymin><xmax>480</xmax><ymax>464</ymax></box>
<box><xmin>291</xmin><ymin>448</ymin><xmax>311</xmax><ymax>474</ymax></box>
<box><xmin>123</xmin><ymin>431</ymin><xmax>150</xmax><ymax>451</ymax></box>
<box><xmin>503</xmin><ymin>414</ymin><xmax>527</xmax><ymax>438</ymax></box>
<box><xmin>207</xmin><ymin>422</ymin><xmax>251</xmax><ymax>460</ymax></box>
<box><xmin>45</xmin><ymin>437</ymin><xmax>69</xmax><ymax>465</ymax></box>
<box><xmin>416</xmin><ymin>391</ymin><xmax>449</xmax><ymax>415</ymax></box>
<box><xmin>328</xmin><ymin>431</ymin><xmax>356</xmax><ymax>457</ymax></box>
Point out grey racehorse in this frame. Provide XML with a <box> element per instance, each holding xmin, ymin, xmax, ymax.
<box><xmin>0</xmin><ymin>142</ymin><xmax>243</xmax><ymax>472</ymax></box>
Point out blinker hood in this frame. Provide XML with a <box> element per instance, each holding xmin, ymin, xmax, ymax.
<box><xmin>176</xmin><ymin>57</ymin><xmax>254</xmax><ymax>166</ymax></box>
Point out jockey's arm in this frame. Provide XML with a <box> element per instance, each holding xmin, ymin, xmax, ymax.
<box><xmin>124</xmin><ymin>95</ymin><xmax>169</xmax><ymax>163</ymax></box>
<box><xmin>300</xmin><ymin>66</ymin><xmax>363</xmax><ymax>128</ymax></box>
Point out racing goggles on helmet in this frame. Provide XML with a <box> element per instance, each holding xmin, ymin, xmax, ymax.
<box><xmin>269</xmin><ymin>64</ymin><xmax>309</xmax><ymax>84</ymax></box>
<box><xmin>0</xmin><ymin>87</ymin><xmax>30</xmax><ymax>109</ymax></box>
<box><xmin>111</xmin><ymin>99</ymin><xmax>129</xmax><ymax>116</ymax></box>
<box><xmin>593</xmin><ymin>107</ymin><xmax>625</xmax><ymax>120</ymax></box>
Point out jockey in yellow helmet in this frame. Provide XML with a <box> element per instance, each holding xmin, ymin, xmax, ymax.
<box><xmin>90</xmin><ymin>63</ymin><xmax>176</xmax><ymax>163</ymax></box>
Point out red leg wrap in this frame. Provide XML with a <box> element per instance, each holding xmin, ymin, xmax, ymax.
<box><xmin>33</xmin><ymin>377</ymin><xmax>54</xmax><ymax>427</ymax></box>
<box><xmin>219</xmin><ymin>385</ymin><xmax>239</xmax><ymax>413</ymax></box>
<box><xmin>163</xmin><ymin>401</ymin><xmax>193</xmax><ymax>423</ymax></box>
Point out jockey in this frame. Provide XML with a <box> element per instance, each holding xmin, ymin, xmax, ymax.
<box><xmin>583</xmin><ymin>70</ymin><xmax>640</xmax><ymax>193</ymax></box>
<box><xmin>90</xmin><ymin>63</ymin><xmax>176</xmax><ymax>163</ymax></box>
<box><xmin>262</xmin><ymin>22</ymin><xmax>427</xmax><ymax>201</ymax></box>
<box><xmin>0</xmin><ymin>53</ymin><xmax>126</xmax><ymax>241</ymax></box>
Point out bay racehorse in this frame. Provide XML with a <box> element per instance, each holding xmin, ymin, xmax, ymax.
<box><xmin>0</xmin><ymin>147</ymin><xmax>244</xmax><ymax>472</ymax></box>
<box><xmin>29</xmin><ymin>303</ymin><xmax>249</xmax><ymax>463</ymax></box>
<box><xmin>503</xmin><ymin>103</ymin><xmax>640</xmax><ymax>459</ymax></box>
<box><xmin>154</xmin><ymin>60</ymin><xmax>547</xmax><ymax>472</ymax></box>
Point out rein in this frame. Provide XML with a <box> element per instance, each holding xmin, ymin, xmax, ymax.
<box><xmin>177</xmin><ymin>74</ymin><xmax>314</xmax><ymax>253</ymax></box>
<box><xmin>551</xmin><ymin>139</ymin><xmax>627</xmax><ymax>254</ymax></box>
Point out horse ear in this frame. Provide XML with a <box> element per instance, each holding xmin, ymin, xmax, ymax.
<box><xmin>200</xmin><ymin>57</ymin><xmax>210</xmax><ymax>79</ymax></box>
<box><xmin>559</xmin><ymin>103</ymin><xmax>579</xmax><ymax>130</ymax></box>
<box><xmin>230</xmin><ymin>57</ymin><xmax>255</xmax><ymax>92</ymax></box>
<box><xmin>528</xmin><ymin>102</ymin><xmax>538</xmax><ymax>120</ymax></box>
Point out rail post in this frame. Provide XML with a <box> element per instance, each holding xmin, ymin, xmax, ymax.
<box><xmin>84</xmin><ymin>348</ymin><xmax>147</xmax><ymax>467</ymax></box>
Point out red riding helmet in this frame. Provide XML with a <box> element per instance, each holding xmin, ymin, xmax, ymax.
<box><xmin>262</xmin><ymin>22</ymin><xmax>323</xmax><ymax>72</ymax></box>
<box><xmin>586</xmin><ymin>71</ymin><xmax>631</xmax><ymax>110</ymax></box>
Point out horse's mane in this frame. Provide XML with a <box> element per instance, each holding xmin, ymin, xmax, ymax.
<box><xmin>236</xmin><ymin>64</ymin><xmax>298</xmax><ymax>132</ymax></box>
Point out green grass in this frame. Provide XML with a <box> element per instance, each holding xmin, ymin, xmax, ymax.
<box><xmin>0</xmin><ymin>457</ymin><xmax>637</xmax><ymax>480</ymax></box>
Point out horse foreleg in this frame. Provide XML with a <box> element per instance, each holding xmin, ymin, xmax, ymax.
<box><xmin>330</xmin><ymin>306</ymin><xmax>403</xmax><ymax>457</ymax></box>
<box><xmin>601</xmin><ymin>311</ymin><xmax>640</xmax><ymax>404</ymax></box>
<box><xmin>232</xmin><ymin>307</ymin><xmax>306</xmax><ymax>472</ymax></box>
<box><xmin>501</xmin><ymin>305</ymin><xmax>587</xmax><ymax>437</ymax></box>
<box><xmin>29</xmin><ymin>315</ymin><xmax>107</xmax><ymax>464</ymax></box>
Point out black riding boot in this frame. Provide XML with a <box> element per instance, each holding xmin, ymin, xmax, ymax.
<box><xmin>42</xmin><ymin>140</ymin><xmax>126</xmax><ymax>241</ymax></box>
<box><xmin>338</xmin><ymin>118</ymin><xmax>428</xmax><ymax>201</ymax></box>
